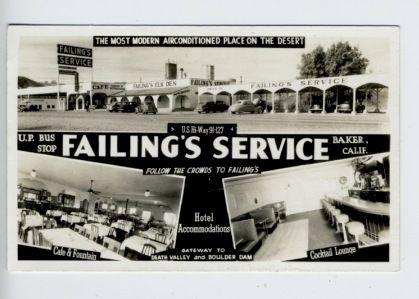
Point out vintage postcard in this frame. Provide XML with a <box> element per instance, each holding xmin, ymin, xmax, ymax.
<box><xmin>7</xmin><ymin>25</ymin><xmax>399</xmax><ymax>271</ymax></box>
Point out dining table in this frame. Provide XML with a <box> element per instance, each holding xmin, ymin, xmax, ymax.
<box><xmin>60</xmin><ymin>214</ymin><xmax>86</xmax><ymax>225</ymax></box>
<box><xmin>120</xmin><ymin>235</ymin><xmax>167</xmax><ymax>256</ymax></box>
<box><xmin>37</xmin><ymin>228</ymin><xmax>127</xmax><ymax>261</ymax></box>
<box><xmin>87</xmin><ymin>214</ymin><xmax>109</xmax><ymax>224</ymax></box>
<box><xmin>46</xmin><ymin>210</ymin><xmax>65</xmax><ymax>217</ymax></box>
<box><xmin>111</xmin><ymin>220</ymin><xmax>134</xmax><ymax>233</ymax></box>
<box><xmin>83</xmin><ymin>223</ymin><xmax>111</xmax><ymax>237</ymax></box>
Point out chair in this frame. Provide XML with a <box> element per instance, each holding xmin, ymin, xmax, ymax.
<box><xmin>141</xmin><ymin>244</ymin><xmax>157</xmax><ymax>256</ymax></box>
<box><xmin>346</xmin><ymin>221</ymin><xmax>365</xmax><ymax>246</ymax></box>
<box><xmin>88</xmin><ymin>231</ymin><xmax>99</xmax><ymax>242</ymax></box>
<box><xmin>232</xmin><ymin>219</ymin><xmax>265</xmax><ymax>253</ymax></box>
<box><xmin>92</xmin><ymin>224</ymin><xmax>99</xmax><ymax>234</ymax></box>
<box><xmin>155</xmin><ymin>233</ymin><xmax>167</xmax><ymax>244</ymax></box>
<box><xmin>103</xmin><ymin>237</ymin><xmax>121</xmax><ymax>253</ymax></box>
<box><xmin>74</xmin><ymin>224</ymin><xmax>84</xmax><ymax>234</ymax></box>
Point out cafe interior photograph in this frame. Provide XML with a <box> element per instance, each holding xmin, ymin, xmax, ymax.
<box><xmin>16</xmin><ymin>151</ymin><xmax>184</xmax><ymax>261</ymax></box>
<box><xmin>223</xmin><ymin>153</ymin><xmax>390</xmax><ymax>261</ymax></box>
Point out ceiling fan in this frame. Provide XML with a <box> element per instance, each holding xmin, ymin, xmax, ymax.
<box><xmin>87</xmin><ymin>179</ymin><xmax>101</xmax><ymax>195</ymax></box>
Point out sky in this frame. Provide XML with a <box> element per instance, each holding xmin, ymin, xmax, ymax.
<box><xmin>18</xmin><ymin>35</ymin><xmax>390</xmax><ymax>85</ymax></box>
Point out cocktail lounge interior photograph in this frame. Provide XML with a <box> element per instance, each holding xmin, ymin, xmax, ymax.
<box><xmin>224</xmin><ymin>153</ymin><xmax>390</xmax><ymax>261</ymax></box>
<box><xmin>17</xmin><ymin>152</ymin><xmax>184</xmax><ymax>261</ymax></box>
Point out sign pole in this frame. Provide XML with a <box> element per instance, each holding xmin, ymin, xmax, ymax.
<box><xmin>57</xmin><ymin>67</ymin><xmax>60</xmax><ymax>111</ymax></box>
<box><xmin>90</xmin><ymin>47</ymin><xmax>93</xmax><ymax>108</ymax></box>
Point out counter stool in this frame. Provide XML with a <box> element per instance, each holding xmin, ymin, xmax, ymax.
<box><xmin>335</xmin><ymin>214</ymin><xmax>349</xmax><ymax>243</ymax></box>
<box><xmin>378</xmin><ymin>229</ymin><xmax>390</xmax><ymax>244</ymax></box>
<box><xmin>327</xmin><ymin>206</ymin><xmax>335</xmax><ymax>222</ymax></box>
<box><xmin>330</xmin><ymin>208</ymin><xmax>341</xmax><ymax>227</ymax></box>
<box><xmin>346</xmin><ymin>221</ymin><xmax>365</xmax><ymax>246</ymax></box>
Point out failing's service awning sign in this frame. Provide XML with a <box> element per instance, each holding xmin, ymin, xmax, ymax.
<box><xmin>57</xmin><ymin>44</ymin><xmax>93</xmax><ymax>67</ymax></box>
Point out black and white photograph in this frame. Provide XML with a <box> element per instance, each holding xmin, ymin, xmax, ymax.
<box><xmin>17</xmin><ymin>151</ymin><xmax>184</xmax><ymax>261</ymax></box>
<box><xmin>224</xmin><ymin>153</ymin><xmax>390</xmax><ymax>261</ymax></box>
<box><xmin>2</xmin><ymin>0</ymin><xmax>419</xmax><ymax>297</ymax></box>
<box><xmin>7</xmin><ymin>26</ymin><xmax>399</xmax><ymax>272</ymax></box>
<box><xmin>15</xmin><ymin>29</ymin><xmax>395</xmax><ymax>133</ymax></box>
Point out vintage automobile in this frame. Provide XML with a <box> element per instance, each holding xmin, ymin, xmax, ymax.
<box><xmin>252</xmin><ymin>98</ymin><xmax>272</xmax><ymax>113</ymax></box>
<box><xmin>108</xmin><ymin>102</ymin><xmax>138</xmax><ymax>113</ymax></box>
<box><xmin>229</xmin><ymin>100</ymin><xmax>264</xmax><ymax>114</ymax></box>
<box><xmin>337</xmin><ymin>102</ymin><xmax>352</xmax><ymax>113</ymax></box>
<box><xmin>195</xmin><ymin>101</ymin><xmax>229</xmax><ymax>113</ymax></box>
<box><xmin>136</xmin><ymin>101</ymin><xmax>158</xmax><ymax>114</ymax></box>
<box><xmin>19</xmin><ymin>104</ymin><xmax>39</xmax><ymax>112</ymax></box>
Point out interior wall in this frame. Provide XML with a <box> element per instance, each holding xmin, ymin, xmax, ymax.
<box><xmin>225</xmin><ymin>161</ymin><xmax>354</xmax><ymax>219</ymax></box>
<box><xmin>18</xmin><ymin>171</ymin><xmax>89</xmax><ymax>208</ymax></box>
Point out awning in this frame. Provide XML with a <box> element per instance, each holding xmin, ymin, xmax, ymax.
<box><xmin>109</xmin><ymin>87</ymin><xmax>190</xmax><ymax>97</ymax></box>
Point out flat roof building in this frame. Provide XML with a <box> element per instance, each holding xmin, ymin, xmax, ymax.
<box><xmin>17</xmin><ymin>74</ymin><xmax>389</xmax><ymax>114</ymax></box>
<box><xmin>198</xmin><ymin>74</ymin><xmax>389</xmax><ymax>114</ymax></box>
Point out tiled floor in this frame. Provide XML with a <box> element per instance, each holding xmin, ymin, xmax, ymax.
<box><xmin>287</xmin><ymin>209</ymin><xmax>342</xmax><ymax>250</ymax></box>
<box><xmin>254</xmin><ymin>219</ymin><xmax>309</xmax><ymax>261</ymax></box>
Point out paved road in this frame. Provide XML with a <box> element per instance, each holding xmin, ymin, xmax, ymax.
<box><xmin>18</xmin><ymin>111</ymin><xmax>390</xmax><ymax>133</ymax></box>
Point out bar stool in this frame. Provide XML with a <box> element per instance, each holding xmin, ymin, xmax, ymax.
<box><xmin>378</xmin><ymin>229</ymin><xmax>390</xmax><ymax>244</ymax></box>
<box><xmin>335</xmin><ymin>214</ymin><xmax>349</xmax><ymax>243</ymax></box>
<box><xmin>346</xmin><ymin>221</ymin><xmax>365</xmax><ymax>246</ymax></box>
<box><xmin>330</xmin><ymin>208</ymin><xmax>341</xmax><ymax>227</ymax></box>
<box><xmin>326</xmin><ymin>205</ymin><xmax>335</xmax><ymax>222</ymax></box>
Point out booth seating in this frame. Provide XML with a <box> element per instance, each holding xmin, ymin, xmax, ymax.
<box><xmin>346</xmin><ymin>221</ymin><xmax>365</xmax><ymax>246</ymax></box>
<box><xmin>232</xmin><ymin>219</ymin><xmax>265</xmax><ymax>253</ymax></box>
<box><xmin>273</xmin><ymin>201</ymin><xmax>287</xmax><ymax>222</ymax></box>
<box><xmin>249</xmin><ymin>207</ymin><xmax>278</xmax><ymax>234</ymax></box>
<box><xmin>335</xmin><ymin>214</ymin><xmax>349</xmax><ymax>243</ymax></box>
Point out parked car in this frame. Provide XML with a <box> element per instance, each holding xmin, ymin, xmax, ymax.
<box><xmin>108</xmin><ymin>102</ymin><xmax>138</xmax><ymax>113</ymax></box>
<box><xmin>107</xmin><ymin>102</ymin><xmax>120</xmax><ymax>112</ymax></box>
<box><xmin>136</xmin><ymin>101</ymin><xmax>158</xmax><ymax>114</ymax></box>
<box><xmin>19</xmin><ymin>104</ymin><xmax>39</xmax><ymax>112</ymax></box>
<box><xmin>229</xmin><ymin>100</ymin><xmax>264</xmax><ymax>114</ymax></box>
<box><xmin>252</xmin><ymin>98</ymin><xmax>272</xmax><ymax>113</ymax></box>
<box><xmin>337</xmin><ymin>103</ymin><xmax>352</xmax><ymax>113</ymax></box>
<box><xmin>195</xmin><ymin>101</ymin><xmax>229</xmax><ymax>113</ymax></box>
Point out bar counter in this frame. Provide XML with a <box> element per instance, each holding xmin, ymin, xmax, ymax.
<box><xmin>326</xmin><ymin>193</ymin><xmax>390</xmax><ymax>216</ymax></box>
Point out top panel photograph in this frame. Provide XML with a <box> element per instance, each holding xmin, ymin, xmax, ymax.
<box><xmin>10</xmin><ymin>26</ymin><xmax>398</xmax><ymax>133</ymax></box>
